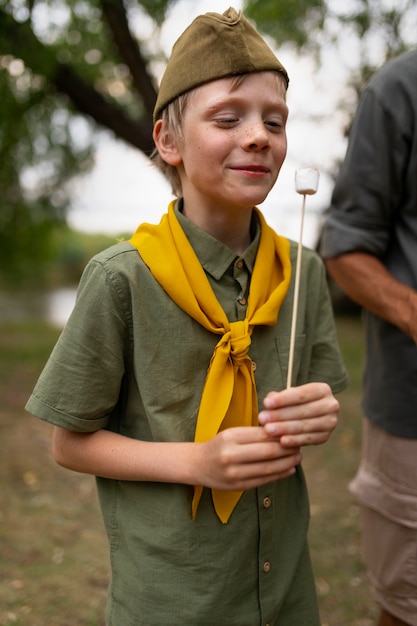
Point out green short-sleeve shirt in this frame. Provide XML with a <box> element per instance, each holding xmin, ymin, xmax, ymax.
<box><xmin>26</xmin><ymin>206</ymin><xmax>348</xmax><ymax>626</ymax></box>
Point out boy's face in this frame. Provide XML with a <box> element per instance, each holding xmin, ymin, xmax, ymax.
<box><xmin>173</xmin><ymin>71</ymin><xmax>288</xmax><ymax>217</ymax></box>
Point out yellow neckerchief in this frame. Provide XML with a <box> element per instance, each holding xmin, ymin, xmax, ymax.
<box><xmin>129</xmin><ymin>201</ymin><xmax>292</xmax><ymax>523</ymax></box>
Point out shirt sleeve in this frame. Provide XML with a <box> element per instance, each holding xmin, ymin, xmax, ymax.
<box><xmin>25</xmin><ymin>256</ymin><xmax>130</xmax><ymax>432</ymax></box>
<box><xmin>320</xmin><ymin>86</ymin><xmax>406</xmax><ymax>259</ymax></box>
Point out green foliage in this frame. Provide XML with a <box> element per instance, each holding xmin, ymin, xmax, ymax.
<box><xmin>245</xmin><ymin>0</ymin><xmax>417</xmax><ymax>55</ymax></box>
<box><xmin>0</xmin><ymin>3</ymin><xmax>95</xmax><ymax>285</ymax></box>
<box><xmin>0</xmin><ymin>203</ymin><xmax>57</xmax><ymax>286</ymax></box>
<box><xmin>244</xmin><ymin>0</ymin><xmax>326</xmax><ymax>49</ymax></box>
<box><xmin>1</xmin><ymin>0</ymin><xmax>416</xmax><ymax>287</ymax></box>
<box><xmin>132</xmin><ymin>0</ymin><xmax>174</xmax><ymax>25</ymax></box>
<box><xmin>335</xmin><ymin>0</ymin><xmax>417</xmax><ymax>92</ymax></box>
<box><xmin>245</xmin><ymin>0</ymin><xmax>417</xmax><ymax>94</ymax></box>
<box><xmin>48</xmin><ymin>226</ymin><xmax>122</xmax><ymax>285</ymax></box>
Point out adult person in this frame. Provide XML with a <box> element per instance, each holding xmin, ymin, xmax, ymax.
<box><xmin>320</xmin><ymin>49</ymin><xmax>417</xmax><ymax>626</ymax></box>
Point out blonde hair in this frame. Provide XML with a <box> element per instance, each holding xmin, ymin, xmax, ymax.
<box><xmin>151</xmin><ymin>92</ymin><xmax>191</xmax><ymax>197</ymax></box>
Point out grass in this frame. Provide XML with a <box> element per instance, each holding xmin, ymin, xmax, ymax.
<box><xmin>0</xmin><ymin>322</ymin><xmax>108</xmax><ymax>626</ymax></box>
<box><xmin>0</xmin><ymin>315</ymin><xmax>378</xmax><ymax>625</ymax></box>
<box><xmin>304</xmin><ymin>316</ymin><xmax>379</xmax><ymax>625</ymax></box>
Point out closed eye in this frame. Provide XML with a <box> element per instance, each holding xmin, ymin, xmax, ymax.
<box><xmin>215</xmin><ymin>117</ymin><xmax>239</xmax><ymax>126</ymax></box>
<box><xmin>265</xmin><ymin>119</ymin><xmax>285</xmax><ymax>131</ymax></box>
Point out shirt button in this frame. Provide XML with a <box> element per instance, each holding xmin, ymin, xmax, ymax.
<box><xmin>236</xmin><ymin>259</ymin><xmax>244</xmax><ymax>269</ymax></box>
<box><xmin>263</xmin><ymin>496</ymin><xmax>271</xmax><ymax>508</ymax></box>
<box><xmin>263</xmin><ymin>561</ymin><xmax>271</xmax><ymax>573</ymax></box>
<box><xmin>237</xmin><ymin>296</ymin><xmax>247</xmax><ymax>306</ymax></box>
<box><xmin>251</xmin><ymin>360</ymin><xmax>257</xmax><ymax>371</ymax></box>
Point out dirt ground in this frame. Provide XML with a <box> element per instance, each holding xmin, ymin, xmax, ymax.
<box><xmin>0</xmin><ymin>317</ymin><xmax>379</xmax><ymax>625</ymax></box>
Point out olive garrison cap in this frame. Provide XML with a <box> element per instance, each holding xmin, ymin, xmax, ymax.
<box><xmin>153</xmin><ymin>7</ymin><xmax>289</xmax><ymax>121</ymax></box>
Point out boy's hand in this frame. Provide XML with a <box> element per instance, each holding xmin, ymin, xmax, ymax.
<box><xmin>258</xmin><ymin>382</ymin><xmax>339</xmax><ymax>447</ymax></box>
<box><xmin>197</xmin><ymin>427</ymin><xmax>302</xmax><ymax>491</ymax></box>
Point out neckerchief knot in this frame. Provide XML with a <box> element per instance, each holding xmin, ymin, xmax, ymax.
<box><xmin>229</xmin><ymin>319</ymin><xmax>251</xmax><ymax>367</ymax></box>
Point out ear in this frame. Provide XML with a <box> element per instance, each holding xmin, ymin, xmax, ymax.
<box><xmin>153</xmin><ymin>119</ymin><xmax>182</xmax><ymax>166</ymax></box>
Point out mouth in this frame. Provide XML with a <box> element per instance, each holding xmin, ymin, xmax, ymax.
<box><xmin>232</xmin><ymin>165</ymin><xmax>270</xmax><ymax>174</ymax></box>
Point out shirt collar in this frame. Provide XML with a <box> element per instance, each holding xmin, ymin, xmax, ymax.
<box><xmin>174</xmin><ymin>200</ymin><xmax>260</xmax><ymax>280</ymax></box>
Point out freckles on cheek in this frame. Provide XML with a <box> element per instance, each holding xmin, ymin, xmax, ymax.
<box><xmin>190</xmin><ymin>141</ymin><xmax>204</xmax><ymax>159</ymax></box>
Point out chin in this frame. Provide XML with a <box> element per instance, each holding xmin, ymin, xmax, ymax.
<box><xmin>240</xmin><ymin>193</ymin><xmax>270</xmax><ymax>208</ymax></box>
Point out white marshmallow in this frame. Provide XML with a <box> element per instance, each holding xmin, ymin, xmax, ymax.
<box><xmin>295</xmin><ymin>167</ymin><xmax>319</xmax><ymax>195</ymax></box>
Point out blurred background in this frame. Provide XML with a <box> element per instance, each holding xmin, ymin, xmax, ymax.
<box><xmin>1</xmin><ymin>1</ymin><xmax>416</xmax><ymax>624</ymax></box>
<box><xmin>1</xmin><ymin>0</ymin><xmax>416</xmax><ymax>308</ymax></box>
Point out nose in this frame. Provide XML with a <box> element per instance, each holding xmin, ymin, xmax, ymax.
<box><xmin>242</xmin><ymin>119</ymin><xmax>271</xmax><ymax>152</ymax></box>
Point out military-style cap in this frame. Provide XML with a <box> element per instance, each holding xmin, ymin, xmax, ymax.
<box><xmin>153</xmin><ymin>7</ymin><xmax>289</xmax><ymax>121</ymax></box>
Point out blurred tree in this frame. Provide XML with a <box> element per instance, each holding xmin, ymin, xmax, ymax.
<box><xmin>245</xmin><ymin>0</ymin><xmax>417</xmax><ymax>119</ymax></box>
<box><xmin>0</xmin><ymin>0</ymin><xmax>416</xmax><ymax>282</ymax></box>
<box><xmin>0</xmin><ymin>0</ymin><xmax>169</xmax><ymax>282</ymax></box>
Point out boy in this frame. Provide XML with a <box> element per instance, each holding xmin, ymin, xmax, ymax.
<box><xmin>26</xmin><ymin>8</ymin><xmax>348</xmax><ymax>625</ymax></box>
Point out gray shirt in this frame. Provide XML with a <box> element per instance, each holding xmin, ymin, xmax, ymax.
<box><xmin>320</xmin><ymin>50</ymin><xmax>417</xmax><ymax>438</ymax></box>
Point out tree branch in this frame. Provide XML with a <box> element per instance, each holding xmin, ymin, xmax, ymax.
<box><xmin>99</xmin><ymin>0</ymin><xmax>158</xmax><ymax>118</ymax></box>
<box><xmin>54</xmin><ymin>64</ymin><xmax>154</xmax><ymax>154</ymax></box>
<box><xmin>0</xmin><ymin>8</ymin><xmax>154</xmax><ymax>154</ymax></box>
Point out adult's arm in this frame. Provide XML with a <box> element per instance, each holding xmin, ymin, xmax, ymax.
<box><xmin>326</xmin><ymin>252</ymin><xmax>417</xmax><ymax>345</ymax></box>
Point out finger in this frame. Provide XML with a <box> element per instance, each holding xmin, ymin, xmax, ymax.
<box><xmin>222</xmin><ymin>452</ymin><xmax>303</xmax><ymax>490</ymax></box>
<box><xmin>259</xmin><ymin>394</ymin><xmax>340</xmax><ymax>427</ymax></box>
<box><xmin>262</xmin><ymin>412</ymin><xmax>338</xmax><ymax>439</ymax></box>
<box><xmin>259</xmin><ymin>399</ymin><xmax>332</xmax><ymax>425</ymax></box>
<box><xmin>218</xmin><ymin>434</ymin><xmax>299</xmax><ymax>465</ymax></box>
<box><xmin>279</xmin><ymin>430</ymin><xmax>334</xmax><ymax>447</ymax></box>
<box><xmin>262</xmin><ymin>382</ymin><xmax>331</xmax><ymax>411</ymax></box>
<box><xmin>220</xmin><ymin>425</ymin><xmax>295</xmax><ymax>446</ymax></box>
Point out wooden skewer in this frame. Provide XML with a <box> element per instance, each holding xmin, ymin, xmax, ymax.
<box><xmin>287</xmin><ymin>167</ymin><xmax>319</xmax><ymax>388</ymax></box>
<box><xmin>287</xmin><ymin>193</ymin><xmax>306</xmax><ymax>389</ymax></box>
